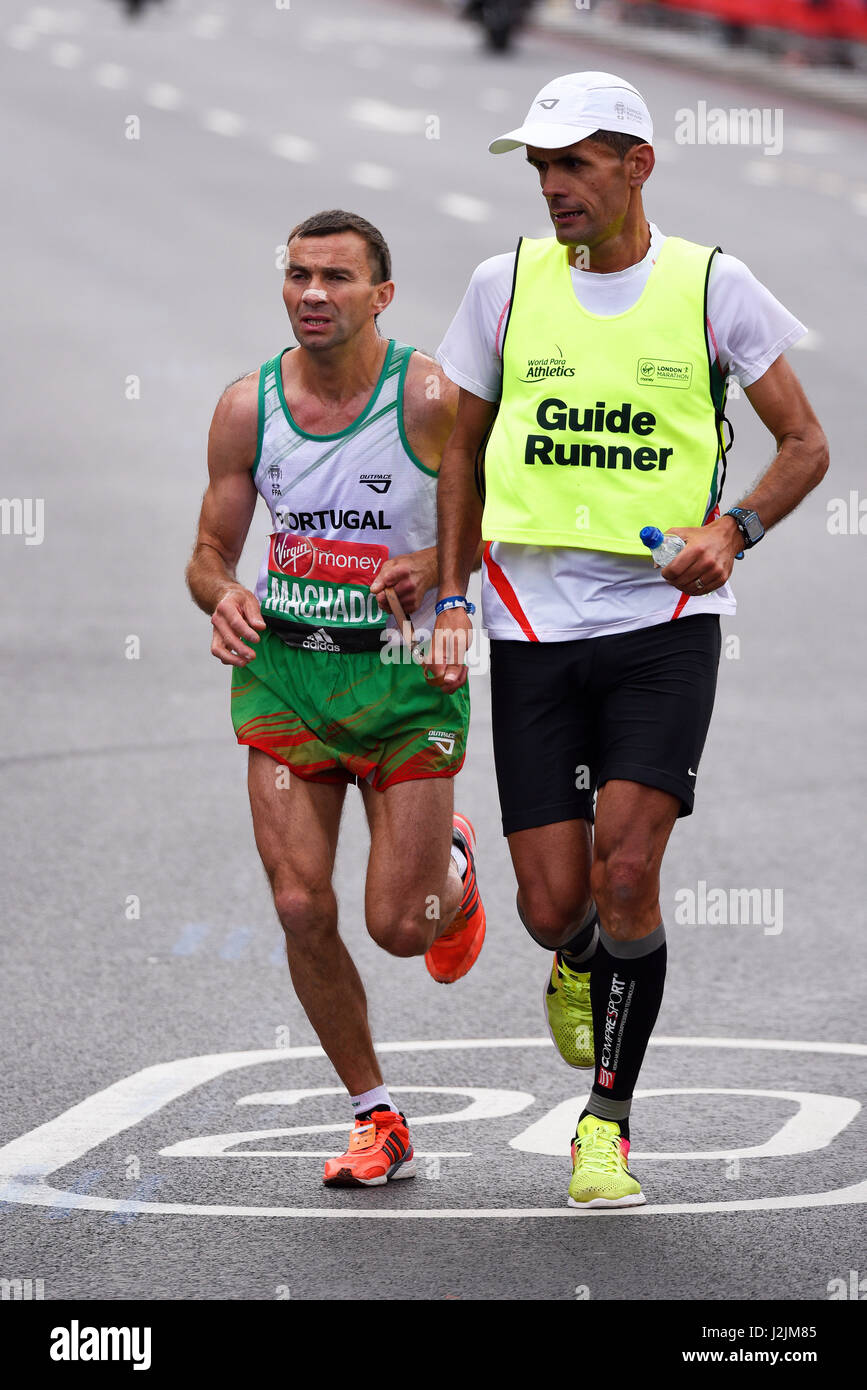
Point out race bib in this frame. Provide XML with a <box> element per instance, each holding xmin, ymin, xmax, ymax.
<box><xmin>261</xmin><ymin>534</ymin><xmax>389</xmax><ymax>644</ymax></box>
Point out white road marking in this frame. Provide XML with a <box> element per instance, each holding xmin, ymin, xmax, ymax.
<box><xmin>349</xmin><ymin>98</ymin><xmax>427</xmax><ymax>135</ymax></box>
<box><xmin>145</xmin><ymin>82</ymin><xmax>182</xmax><ymax>111</ymax></box>
<box><xmin>478</xmin><ymin>87</ymin><xmax>510</xmax><ymax>113</ymax></box>
<box><xmin>786</xmin><ymin>128</ymin><xmax>836</xmax><ymax>155</ymax></box>
<box><xmin>49</xmin><ymin>40</ymin><xmax>81</xmax><ymax>68</ymax></box>
<box><xmin>27</xmin><ymin>6</ymin><xmax>72</xmax><ymax>34</ymax></box>
<box><xmin>0</xmin><ymin>1037</ymin><xmax>864</xmax><ymax>1218</ymax></box>
<box><xmin>190</xmin><ymin>13</ymin><xmax>226</xmax><ymax>40</ymax></box>
<box><xmin>208</xmin><ymin>1151</ymin><xmax>471</xmax><ymax>1159</ymax></box>
<box><xmin>269</xmin><ymin>133</ymin><xmax>316</xmax><ymax>164</ymax></box>
<box><xmin>350</xmin><ymin>162</ymin><xmax>396</xmax><ymax>191</ymax></box>
<box><xmin>438</xmin><ymin>193</ymin><xmax>490</xmax><ymax>223</ymax></box>
<box><xmin>411</xmin><ymin>65</ymin><xmax>442</xmax><ymax>89</ymax></box>
<box><xmin>93</xmin><ymin>63</ymin><xmax>128</xmax><ymax>90</ymax></box>
<box><xmin>854</xmin><ymin>191</ymin><xmax>867</xmax><ymax>216</ymax></box>
<box><xmin>202</xmin><ymin>108</ymin><xmax>243</xmax><ymax>137</ymax></box>
<box><xmin>7</xmin><ymin>26</ymin><xmax>38</xmax><ymax>50</ymax></box>
<box><xmin>161</xmin><ymin>1084</ymin><xmax>534</xmax><ymax>1156</ymax></box>
<box><xmin>744</xmin><ymin>161</ymin><xmax>780</xmax><ymax>186</ymax></box>
<box><xmin>816</xmin><ymin>169</ymin><xmax>845</xmax><ymax>197</ymax></box>
<box><xmin>509</xmin><ymin>1088</ymin><xmax>860</xmax><ymax>1160</ymax></box>
<box><xmin>353</xmin><ymin>45</ymin><xmax>381</xmax><ymax>69</ymax></box>
<box><xmin>746</xmin><ymin>157</ymin><xmax>856</xmax><ymax>209</ymax></box>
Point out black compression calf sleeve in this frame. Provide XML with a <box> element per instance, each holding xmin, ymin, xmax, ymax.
<box><xmin>517</xmin><ymin>896</ymin><xmax>598</xmax><ymax>964</ymax></box>
<box><xmin>587</xmin><ymin>922</ymin><xmax>667</xmax><ymax>1123</ymax></box>
<box><xmin>559</xmin><ymin>904</ymin><xmax>599</xmax><ymax>969</ymax></box>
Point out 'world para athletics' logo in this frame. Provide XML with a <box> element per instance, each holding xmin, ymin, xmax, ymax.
<box><xmin>520</xmin><ymin>345</ymin><xmax>576</xmax><ymax>383</ymax></box>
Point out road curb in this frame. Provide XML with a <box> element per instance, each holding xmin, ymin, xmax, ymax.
<box><xmin>458</xmin><ymin>0</ymin><xmax>867</xmax><ymax>118</ymax></box>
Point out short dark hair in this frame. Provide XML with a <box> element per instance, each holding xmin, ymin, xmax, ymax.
<box><xmin>587</xmin><ymin>129</ymin><xmax>646</xmax><ymax>160</ymax></box>
<box><xmin>286</xmin><ymin>209</ymin><xmax>392</xmax><ymax>284</ymax></box>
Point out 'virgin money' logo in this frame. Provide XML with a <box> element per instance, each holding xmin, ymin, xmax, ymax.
<box><xmin>271</xmin><ymin>535</ymin><xmax>315</xmax><ymax>576</ymax></box>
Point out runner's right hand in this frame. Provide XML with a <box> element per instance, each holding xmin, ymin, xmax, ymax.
<box><xmin>210</xmin><ymin>587</ymin><xmax>266</xmax><ymax>666</ymax></box>
<box><xmin>425</xmin><ymin>608</ymin><xmax>472</xmax><ymax>692</ymax></box>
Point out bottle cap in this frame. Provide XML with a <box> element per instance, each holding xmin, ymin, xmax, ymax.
<box><xmin>639</xmin><ymin>526</ymin><xmax>663</xmax><ymax>549</ymax></box>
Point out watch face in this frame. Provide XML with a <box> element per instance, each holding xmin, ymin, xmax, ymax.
<box><xmin>743</xmin><ymin>512</ymin><xmax>763</xmax><ymax>543</ymax></box>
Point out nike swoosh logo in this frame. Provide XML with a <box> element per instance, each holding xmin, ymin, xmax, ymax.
<box><xmin>688</xmin><ymin>768</ymin><xmax>697</xmax><ymax>777</ymax></box>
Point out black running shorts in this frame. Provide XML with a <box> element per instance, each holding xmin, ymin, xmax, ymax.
<box><xmin>490</xmin><ymin>614</ymin><xmax>722</xmax><ymax>835</ymax></box>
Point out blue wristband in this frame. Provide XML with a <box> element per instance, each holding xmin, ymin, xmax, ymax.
<box><xmin>435</xmin><ymin>595</ymin><xmax>476</xmax><ymax>616</ymax></box>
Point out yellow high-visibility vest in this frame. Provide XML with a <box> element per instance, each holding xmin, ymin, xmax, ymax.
<box><xmin>481</xmin><ymin>234</ymin><xmax>730</xmax><ymax>556</ymax></box>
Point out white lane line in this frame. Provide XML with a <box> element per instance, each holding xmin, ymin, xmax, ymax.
<box><xmin>49</xmin><ymin>40</ymin><xmax>81</xmax><ymax>68</ymax></box>
<box><xmin>145</xmin><ymin>82</ymin><xmax>182</xmax><ymax>111</ymax></box>
<box><xmin>350</xmin><ymin>162</ymin><xmax>396</xmax><ymax>191</ymax></box>
<box><xmin>269</xmin><ymin>133</ymin><xmax>316</xmax><ymax>163</ymax></box>
<box><xmin>7</xmin><ymin>26</ymin><xmax>38</xmax><ymax>50</ymax></box>
<box><xmin>93</xmin><ymin>62</ymin><xmax>128</xmax><ymax>90</ymax></box>
<box><xmin>478</xmin><ymin>87</ymin><xmax>510</xmax><ymax>113</ymax></box>
<box><xmin>411</xmin><ymin>64</ymin><xmax>442</xmax><ymax>89</ymax></box>
<box><xmin>438</xmin><ymin>193</ymin><xmax>490</xmax><ymax>223</ymax></box>
<box><xmin>349</xmin><ymin>98</ymin><xmax>426</xmax><ymax>135</ymax></box>
<box><xmin>816</xmin><ymin>169</ymin><xmax>845</xmax><ymax>197</ymax></box>
<box><xmin>744</xmin><ymin>161</ymin><xmax>780</xmax><ymax>185</ymax></box>
<box><xmin>786</xmin><ymin>128</ymin><xmax>836</xmax><ymax>155</ymax></box>
<box><xmin>783</xmin><ymin>162</ymin><xmax>812</xmax><ymax>187</ymax></box>
<box><xmin>27</xmin><ymin>6</ymin><xmax>73</xmax><ymax>33</ymax></box>
<box><xmin>353</xmin><ymin>45</ymin><xmax>381</xmax><ymax>69</ymax></box>
<box><xmin>202</xmin><ymin>108</ymin><xmax>244</xmax><ymax>137</ymax></box>
<box><xmin>172</xmin><ymin>1151</ymin><xmax>473</xmax><ymax>1159</ymax></box>
<box><xmin>190</xmin><ymin>13</ymin><xmax>226</xmax><ymax>40</ymax></box>
<box><xmin>746</xmin><ymin>157</ymin><xmax>854</xmax><ymax>206</ymax></box>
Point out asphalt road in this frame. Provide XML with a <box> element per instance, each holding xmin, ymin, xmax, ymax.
<box><xmin>1</xmin><ymin>0</ymin><xmax>865</xmax><ymax>1308</ymax></box>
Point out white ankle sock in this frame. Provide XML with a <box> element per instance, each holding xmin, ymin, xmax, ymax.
<box><xmin>450</xmin><ymin>845</ymin><xmax>468</xmax><ymax>880</ymax></box>
<box><xmin>351</xmin><ymin>1084</ymin><xmax>396</xmax><ymax>1117</ymax></box>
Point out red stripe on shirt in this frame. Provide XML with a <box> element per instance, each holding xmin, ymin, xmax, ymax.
<box><xmin>670</xmin><ymin>591</ymin><xmax>691</xmax><ymax>621</ymax></box>
<box><xmin>483</xmin><ymin>542</ymin><xmax>539</xmax><ymax>641</ymax></box>
<box><xmin>495</xmin><ymin>300</ymin><xmax>511</xmax><ymax>360</ymax></box>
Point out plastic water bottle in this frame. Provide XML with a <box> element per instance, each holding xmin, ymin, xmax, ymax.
<box><xmin>639</xmin><ymin>526</ymin><xmax>685</xmax><ymax>567</ymax></box>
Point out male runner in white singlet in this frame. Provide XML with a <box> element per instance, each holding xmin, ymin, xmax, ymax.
<box><xmin>428</xmin><ymin>74</ymin><xmax>828</xmax><ymax>1207</ymax></box>
<box><xmin>186</xmin><ymin>211</ymin><xmax>485</xmax><ymax>1188</ymax></box>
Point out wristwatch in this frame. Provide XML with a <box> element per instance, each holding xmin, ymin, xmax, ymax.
<box><xmin>725</xmin><ymin>507</ymin><xmax>764</xmax><ymax>558</ymax></box>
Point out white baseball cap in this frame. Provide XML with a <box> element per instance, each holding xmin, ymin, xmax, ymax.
<box><xmin>489</xmin><ymin>71</ymin><xmax>653</xmax><ymax>154</ymax></box>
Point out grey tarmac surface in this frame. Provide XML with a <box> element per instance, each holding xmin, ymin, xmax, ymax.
<box><xmin>1</xmin><ymin>0</ymin><xmax>865</xmax><ymax>1305</ymax></box>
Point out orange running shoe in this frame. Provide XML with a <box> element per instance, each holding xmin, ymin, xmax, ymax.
<box><xmin>425</xmin><ymin>813</ymin><xmax>486</xmax><ymax>984</ymax></box>
<box><xmin>322</xmin><ymin>1109</ymin><xmax>416</xmax><ymax>1187</ymax></box>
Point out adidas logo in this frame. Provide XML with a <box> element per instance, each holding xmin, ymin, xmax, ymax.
<box><xmin>302</xmin><ymin>627</ymin><xmax>341</xmax><ymax>653</ymax></box>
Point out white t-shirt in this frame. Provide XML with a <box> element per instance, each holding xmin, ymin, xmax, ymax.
<box><xmin>437</xmin><ymin>224</ymin><xmax>807</xmax><ymax>640</ymax></box>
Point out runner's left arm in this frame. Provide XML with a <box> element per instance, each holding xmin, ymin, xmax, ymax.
<box><xmin>662</xmin><ymin>355</ymin><xmax>829</xmax><ymax>592</ymax></box>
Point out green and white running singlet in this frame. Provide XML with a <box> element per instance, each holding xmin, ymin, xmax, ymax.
<box><xmin>231</xmin><ymin>339</ymin><xmax>469</xmax><ymax>788</ymax></box>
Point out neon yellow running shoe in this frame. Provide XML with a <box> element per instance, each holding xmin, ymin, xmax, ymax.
<box><xmin>568</xmin><ymin>1116</ymin><xmax>646</xmax><ymax>1209</ymax></box>
<box><xmin>544</xmin><ymin>953</ymin><xmax>594</xmax><ymax>1069</ymax></box>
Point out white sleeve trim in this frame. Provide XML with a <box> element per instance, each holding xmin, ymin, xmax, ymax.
<box><xmin>736</xmin><ymin>322</ymin><xmax>808</xmax><ymax>388</ymax></box>
<box><xmin>435</xmin><ymin>351</ymin><xmax>500</xmax><ymax>403</ymax></box>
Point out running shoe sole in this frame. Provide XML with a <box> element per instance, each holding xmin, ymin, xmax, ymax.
<box><xmin>567</xmin><ymin>1191</ymin><xmax>646</xmax><ymax>1210</ymax></box>
<box><xmin>323</xmin><ymin>1157</ymin><xmax>417</xmax><ymax>1188</ymax></box>
<box><xmin>426</xmin><ymin>814</ymin><xmax>486</xmax><ymax>984</ymax></box>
